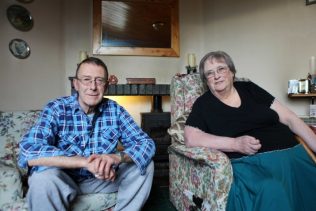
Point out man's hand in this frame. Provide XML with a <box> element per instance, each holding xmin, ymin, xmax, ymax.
<box><xmin>86</xmin><ymin>154</ymin><xmax>121</xmax><ymax>181</ymax></box>
<box><xmin>234</xmin><ymin>135</ymin><xmax>261</xmax><ymax>155</ymax></box>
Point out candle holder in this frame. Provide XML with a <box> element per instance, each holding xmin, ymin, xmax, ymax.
<box><xmin>186</xmin><ymin>65</ymin><xmax>197</xmax><ymax>74</ymax></box>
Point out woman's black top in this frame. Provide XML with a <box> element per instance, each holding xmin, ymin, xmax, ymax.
<box><xmin>186</xmin><ymin>81</ymin><xmax>298</xmax><ymax>159</ymax></box>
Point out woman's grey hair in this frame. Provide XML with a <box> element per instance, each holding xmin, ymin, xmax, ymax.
<box><xmin>199</xmin><ymin>51</ymin><xmax>237</xmax><ymax>88</ymax></box>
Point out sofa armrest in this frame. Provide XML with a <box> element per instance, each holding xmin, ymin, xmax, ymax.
<box><xmin>0</xmin><ymin>162</ymin><xmax>24</xmax><ymax>207</ymax></box>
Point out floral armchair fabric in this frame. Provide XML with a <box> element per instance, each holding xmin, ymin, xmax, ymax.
<box><xmin>0</xmin><ymin>111</ymin><xmax>116</xmax><ymax>211</ymax></box>
<box><xmin>168</xmin><ymin>74</ymin><xmax>236</xmax><ymax>211</ymax></box>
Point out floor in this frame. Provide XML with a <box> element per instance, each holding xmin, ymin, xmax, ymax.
<box><xmin>142</xmin><ymin>184</ymin><xmax>177</xmax><ymax>211</ymax></box>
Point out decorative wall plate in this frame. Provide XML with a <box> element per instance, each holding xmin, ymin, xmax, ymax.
<box><xmin>9</xmin><ymin>39</ymin><xmax>31</xmax><ymax>59</ymax></box>
<box><xmin>7</xmin><ymin>5</ymin><xmax>33</xmax><ymax>31</ymax></box>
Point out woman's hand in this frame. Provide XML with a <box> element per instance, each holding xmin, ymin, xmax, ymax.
<box><xmin>234</xmin><ymin>135</ymin><xmax>261</xmax><ymax>155</ymax></box>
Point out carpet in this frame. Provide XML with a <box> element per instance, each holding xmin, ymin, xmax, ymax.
<box><xmin>142</xmin><ymin>185</ymin><xmax>177</xmax><ymax>211</ymax></box>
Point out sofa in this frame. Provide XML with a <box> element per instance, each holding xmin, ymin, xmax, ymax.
<box><xmin>0</xmin><ymin>110</ymin><xmax>117</xmax><ymax>211</ymax></box>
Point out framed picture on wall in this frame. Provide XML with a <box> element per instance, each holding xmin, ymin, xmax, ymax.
<box><xmin>92</xmin><ymin>0</ymin><xmax>180</xmax><ymax>57</ymax></box>
<box><xmin>306</xmin><ymin>0</ymin><xmax>316</xmax><ymax>5</ymax></box>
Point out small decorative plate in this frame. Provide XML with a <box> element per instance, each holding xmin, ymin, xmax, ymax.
<box><xmin>7</xmin><ymin>5</ymin><xmax>33</xmax><ymax>31</ymax></box>
<box><xmin>9</xmin><ymin>39</ymin><xmax>31</xmax><ymax>59</ymax></box>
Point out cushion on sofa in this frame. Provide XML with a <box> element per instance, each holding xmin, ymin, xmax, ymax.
<box><xmin>0</xmin><ymin>111</ymin><xmax>40</xmax><ymax>171</ymax></box>
<box><xmin>0</xmin><ymin>163</ymin><xmax>24</xmax><ymax>208</ymax></box>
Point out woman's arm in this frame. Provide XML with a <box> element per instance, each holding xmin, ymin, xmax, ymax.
<box><xmin>271</xmin><ymin>99</ymin><xmax>316</xmax><ymax>152</ymax></box>
<box><xmin>184</xmin><ymin>126</ymin><xmax>261</xmax><ymax>155</ymax></box>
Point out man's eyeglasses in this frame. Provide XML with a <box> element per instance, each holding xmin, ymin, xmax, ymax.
<box><xmin>204</xmin><ymin>65</ymin><xmax>229</xmax><ymax>79</ymax></box>
<box><xmin>76</xmin><ymin>77</ymin><xmax>107</xmax><ymax>86</ymax></box>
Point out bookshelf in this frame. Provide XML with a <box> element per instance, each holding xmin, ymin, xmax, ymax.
<box><xmin>288</xmin><ymin>93</ymin><xmax>316</xmax><ymax>104</ymax></box>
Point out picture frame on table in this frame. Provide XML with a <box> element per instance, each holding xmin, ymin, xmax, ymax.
<box><xmin>306</xmin><ymin>0</ymin><xmax>316</xmax><ymax>5</ymax></box>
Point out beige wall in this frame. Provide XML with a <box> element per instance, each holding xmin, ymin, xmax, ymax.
<box><xmin>201</xmin><ymin>0</ymin><xmax>316</xmax><ymax>116</ymax></box>
<box><xmin>0</xmin><ymin>0</ymin><xmax>203</xmax><ymax>124</ymax></box>
<box><xmin>0</xmin><ymin>0</ymin><xmax>64</xmax><ymax>110</ymax></box>
<box><xmin>1</xmin><ymin>0</ymin><xmax>316</xmax><ymax>124</ymax></box>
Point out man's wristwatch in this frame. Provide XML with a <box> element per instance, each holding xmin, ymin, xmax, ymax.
<box><xmin>111</xmin><ymin>152</ymin><xmax>126</xmax><ymax>171</ymax></box>
<box><xmin>120</xmin><ymin>151</ymin><xmax>126</xmax><ymax>163</ymax></box>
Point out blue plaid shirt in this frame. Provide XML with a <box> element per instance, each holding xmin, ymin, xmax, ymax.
<box><xmin>18</xmin><ymin>94</ymin><xmax>155</xmax><ymax>179</ymax></box>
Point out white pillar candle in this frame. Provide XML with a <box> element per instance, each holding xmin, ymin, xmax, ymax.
<box><xmin>188</xmin><ymin>53</ymin><xmax>196</xmax><ymax>67</ymax></box>
<box><xmin>79</xmin><ymin>51</ymin><xmax>88</xmax><ymax>62</ymax></box>
<box><xmin>310</xmin><ymin>56</ymin><xmax>316</xmax><ymax>74</ymax></box>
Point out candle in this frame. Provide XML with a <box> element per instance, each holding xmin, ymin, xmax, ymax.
<box><xmin>79</xmin><ymin>51</ymin><xmax>88</xmax><ymax>62</ymax></box>
<box><xmin>188</xmin><ymin>53</ymin><xmax>196</xmax><ymax>67</ymax></box>
<box><xmin>310</xmin><ymin>56</ymin><xmax>316</xmax><ymax>74</ymax></box>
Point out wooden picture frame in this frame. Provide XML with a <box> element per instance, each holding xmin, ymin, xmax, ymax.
<box><xmin>93</xmin><ymin>0</ymin><xmax>179</xmax><ymax>57</ymax></box>
<box><xmin>306</xmin><ymin>0</ymin><xmax>316</xmax><ymax>5</ymax></box>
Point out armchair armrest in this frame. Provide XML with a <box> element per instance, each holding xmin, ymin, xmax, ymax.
<box><xmin>168</xmin><ymin>143</ymin><xmax>232</xmax><ymax>172</ymax></box>
<box><xmin>168</xmin><ymin>143</ymin><xmax>233</xmax><ymax>210</ymax></box>
<box><xmin>295</xmin><ymin>135</ymin><xmax>316</xmax><ymax>163</ymax></box>
<box><xmin>0</xmin><ymin>162</ymin><xmax>24</xmax><ymax>207</ymax></box>
<box><xmin>168</xmin><ymin>103</ymin><xmax>234</xmax><ymax>210</ymax></box>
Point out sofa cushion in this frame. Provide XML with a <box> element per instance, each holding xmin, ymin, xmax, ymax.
<box><xmin>168</xmin><ymin>112</ymin><xmax>190</xmax><ymax>145</ymax></box>
<box><xmin>0</xmin><ymin>163</ymin><xmax>24</xmax><ymax>208</ymax></box>
<box><xmin>0</xmin><ymin>111</ymin><xmax>41</xmax><ymax>173</ymax></box>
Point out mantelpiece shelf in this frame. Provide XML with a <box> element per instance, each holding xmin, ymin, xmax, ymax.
<box><xmin>69</xmin><ymin>77</ymin><xmax>169</xmax><ymax>96</ymax></box>
<box><xmin>69</xmin><ymin>77</ymin><xmax>170</xmax><ymax>112</ymax></box>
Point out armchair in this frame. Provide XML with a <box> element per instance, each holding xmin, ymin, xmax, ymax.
<box><xmin>0</xmin><ymin>111</ymin><xmax>116</xmax><ymax>211</ymax></box>
<box><xmin>167</xmin><ymin>74</ymin><xmax>316</xmax><ymax>211</ymax></box>
<box><xmin>167</xmin><ymin>74</ymin><xmax>250</xmax><ymax>211</ymax></box>
<box><xmin>167</xmin><ymin>74</ymin><xmax>232</xmax><ymax>211</ymax></box>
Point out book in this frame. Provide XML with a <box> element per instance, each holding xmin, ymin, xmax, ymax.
<box><xmin>126</xmin><ymin>78</ymin><xmax>156</xmax><ymax>84</ymax></box>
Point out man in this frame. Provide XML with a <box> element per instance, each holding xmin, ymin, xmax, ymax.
<box><xmin>18</xmin><ymin>57</ymin><xmax>155</xmax><ymax>211</ymax></box>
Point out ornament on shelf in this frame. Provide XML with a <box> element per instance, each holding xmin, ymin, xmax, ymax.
<box><xmin>309</xmin><ymin>56</ymin><xmax>316</xmax><ymax>86</ymax></box>
<box><xmin>186</xmin><ymin>53</ymin><xmax>198</xmax><ymax>74</ymax></box>
<box><xmin>79</xmin><ymin>51</ymin><xmax>88</xmax><ymax>62</ymax></box>
<box><xmin>108</xmin><ymin>75</ymin><xmax>118</xmax><ymax>85</ymax></box>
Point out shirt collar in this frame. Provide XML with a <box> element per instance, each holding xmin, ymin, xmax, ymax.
<box><xmin>71</xmin><ymin>92</ymin><xmax>106</xmax><ymax>115</ymax></box>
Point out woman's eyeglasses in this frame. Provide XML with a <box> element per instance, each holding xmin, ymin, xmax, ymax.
<box><xmin>204</xmin><ymin>66</ymin><xmax>229</xmax><ymax>79</ymax></box>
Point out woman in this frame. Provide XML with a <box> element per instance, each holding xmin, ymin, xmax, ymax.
<box><xmin>184</xmin><ymin>51</ymin><xmax>316</xmax><ymax>210</ymax></box>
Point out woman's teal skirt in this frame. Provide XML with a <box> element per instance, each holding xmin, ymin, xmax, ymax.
<box><xmin>227</xmin><ymin>144</ymin><xmax>316</xmax><ymax>211</ymax></box>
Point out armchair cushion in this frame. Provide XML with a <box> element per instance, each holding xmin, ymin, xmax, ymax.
<box><xmin>170</xmin><ymin>74</ymin><xmax>205</xmax><ymax>123</ymax></box>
